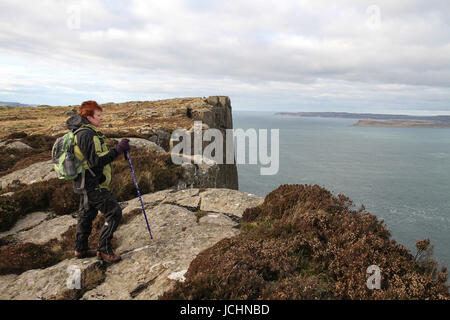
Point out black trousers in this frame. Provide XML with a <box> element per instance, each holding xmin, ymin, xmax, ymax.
<box><xmin>75</xmin><ymin>189</ymin><xmax>122</xmax><ymax>254</ymax></box>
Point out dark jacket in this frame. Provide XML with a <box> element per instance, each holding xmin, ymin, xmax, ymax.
<box><xmin>66</xmin><ymin>114</ymin><xmax>118</xmax><ymax>192</ymax></box>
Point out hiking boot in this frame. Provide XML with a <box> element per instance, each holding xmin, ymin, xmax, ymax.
<box><xmin>74</xmin><ymin>249</ymin><xmax>97</xmax><ymax>259</ymax></box>
<box><xmin>97</xmin><ymin>251</ymin><xmax>121</xmax><ymax>263</ymax></box>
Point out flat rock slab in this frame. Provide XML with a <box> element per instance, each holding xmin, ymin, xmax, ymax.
<box><xmin>176</xmin><ymin>196</ymin><xmax>200</xmax><ymax>210</ymax></box>
<box><xmin>115</xmin><ymin>204</ymin><xmax>212</xmax><ymax>253</ymax></box>
<box><xmin>161</xmin><ymin>188</ymin><xmax>200</xmax><ymax>209</ymax></box>
<box><xmin>82</xmin><ymin>246</ymin><xmax>180</xmax><ymax>300</ymax></box>
<box><xmin>121</xmin><ymin>189</ymin><xmax>174</xmax><ymax>215</ymax></box>
<box><xmin>199</xmin><ymin>212</ymin><xmax>238</xmax><ymax>227</ymax></box>
<box><xmin>82</xmin><ymin>204</ymin><xmax>240</xmax><ymax>300</ymax></box>
<box><xmin>5</xmin><ymin>141</ymin><xmax>33</xmax><ymax>151</ymax></box>
<box><xmin>0</xmin><ymin>211</ymin><xmax>50</xmax><ymax>240</ymax></box>
<box><xmin>14</xmin><ymin>215</ymin><xmax>76</xmax><ymax>245</ymax></box>
<box><xmin>114</xmin><ymin>138</ymin><xmax>165</xmax><ymax>153</ymax></box>
<box><xmin>0</xmin><ymin>258</ymin><xmax>105</xmax><ymax>300</ymax></box>
<box><xmin>200</xmin><ymin>188</ymin><xmax>264</xmax><ymax>217</ymax></box>
<box><xmin>0</xmin><ymin>160</ymin><xmax>57</xmax><ymax>190</ymax></box>
<box><xmin>0</xmin><ymin>274</ymin><xmax>18</xmax><ymax>299</ymax></box>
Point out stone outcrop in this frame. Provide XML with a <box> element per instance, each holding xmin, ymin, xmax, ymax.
<box><xmin>0</xmin><ymin>160</ymin><xmax>56</xmax><ymax>191</ymax></box>
<box><xmin>113</xmin><ymin>138</ymin><xmax>165</xmax><ymax>154</ymax></box>
<box><xmin>195</xmin><ymin>96</ymin><xmax>233</xmax><ymax>130</ymax></box>
<box><xmin>0</xmin><ymin>188</ymin><xmax>263</xmax><ymax>300</ymax></box>
<box><xmin>0</xmin><ymin>211</ymin><xmax>50</xmax><ymax>239</ymax></box>
<box><xmin>1</xmin><ymin>141</ymin><xmax>33</xmax><ymax>151</ymax></box>
<box><xmin>13</xmin><ymin>215</ymin><xmax>76</xmax><ymax>245</ymax></box>
<box><xmin>176</xmin><ymin>156</ymin><xmax>221</xmax><ymax>190</ymax></box>
<box><xmin>0</xmin><ymin>259</ymin><xmax>106</xmax><ymax>300</ymax></box>
<box><xmin>0</xmin><ymin>212</ymin><xmax>76</xmax><ymax>247</ymax></box>
<box><xmin>170</xmin><ymin>96</ymin><xmax>239</xmax><ymax>190</ymax></box>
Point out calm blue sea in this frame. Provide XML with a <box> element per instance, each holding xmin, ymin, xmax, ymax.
<box><xmin>233</xmin><ymin>110</ymin><xmax>450</xmax><ymax>272</ymax></box>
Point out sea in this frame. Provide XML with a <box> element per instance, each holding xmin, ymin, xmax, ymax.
<box><xmin>232</xmin><ymin>110</ymin><xmax>450</xmax><ymax>273</ymax></box>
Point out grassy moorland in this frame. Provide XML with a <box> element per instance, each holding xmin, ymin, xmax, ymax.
<box><xmin>0</xmin><ymin>97</ymin><xmax>214</xmax><ymax>139</ymax></box>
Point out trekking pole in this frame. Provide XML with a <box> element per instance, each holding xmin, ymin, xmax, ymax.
<box><xmin>125</xmin><ymin>150</ymin><xmax>153</xmax><ymax>239</ymax></box>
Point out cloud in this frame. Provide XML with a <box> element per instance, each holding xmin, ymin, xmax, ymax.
<box><xmin>0</xmin><ymin>0</ymin><xmax>449</xmax><ymax>112</ymax></box>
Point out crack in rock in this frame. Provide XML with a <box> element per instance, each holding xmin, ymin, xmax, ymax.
<box><xmin>129</xmin><ymin>274</ymin><xmax>160</xmax><ymax>298</ymax></box>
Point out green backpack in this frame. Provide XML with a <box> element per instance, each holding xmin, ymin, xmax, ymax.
<box><xmin>52</xmin><ymin>127</ymin><xmax>91</xmax><ymax>180</ymax></box>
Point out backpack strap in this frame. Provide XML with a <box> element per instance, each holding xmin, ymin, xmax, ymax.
<box><xmin>72</xmin><ymin>126</ymin><xmax>97</xmax><ymax>212</ymax></box>
<box><xmin>73</xmin><ymin>127</ymin><xmax>91</xmax><ymax>135</ymax></box>
<box><xmin>73</xmin><ymin>127</ymin><xmax>96</xmax><ymax>177</ymax></box>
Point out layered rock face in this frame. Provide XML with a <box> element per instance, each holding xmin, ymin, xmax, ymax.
<box><xmin>0</xmin><ymin>188</ymin><xmax>263</xmax><ymax>300</ymax></box>
<box><xmin>171</xmin><ymin>96</ymin><xmax>238</xmax><ymax>190</ymax></box>
<box><xmin>200</xmin><ymin>96</ymin><xmax>238</xmax><ymax>190</ymax></box>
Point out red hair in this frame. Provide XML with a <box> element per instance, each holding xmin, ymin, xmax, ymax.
<box><xmin>78</xmin><ymin>100</ymin><xmax>103</xmax><ymax>118</ymax></box>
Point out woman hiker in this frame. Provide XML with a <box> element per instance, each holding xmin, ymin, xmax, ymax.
<box><xmin>66</xmin><ymin>100</ymin><xmax>130</xmax><ymax>263</ymax></box>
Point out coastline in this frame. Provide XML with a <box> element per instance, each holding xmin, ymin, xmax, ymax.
<box><xmin>275</xmin><ymin>112</ymin><xmax>450</xmax><ymax>128</ymax></box>
<box><xmin>353</xmin><ymin>119</ymin><xmax>450</xmax><ymax>128</ymax></box>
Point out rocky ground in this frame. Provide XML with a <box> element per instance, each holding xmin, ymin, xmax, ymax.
<box><xmin>0</xmin><ymin>188</ymin><xmax>263</xmax><ymax>300</ymax></box>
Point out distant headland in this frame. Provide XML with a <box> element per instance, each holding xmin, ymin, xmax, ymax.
<box><xmin>0</xmin><ymin>101</ymin><xmax>38</xmax><ymax>107</ymax></box>
<box><xmin>275</xmin><ymin>112</ymin><xmax>450</xmax><ymax>128</ymax></box>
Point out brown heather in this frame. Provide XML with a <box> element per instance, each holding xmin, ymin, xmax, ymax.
<box><xmin>110</xmin><ymin>148</ymin><xmax>181</xmax><ymax>202</ymax></box>
<box><xmin>0</xmin><ymin>132</ymin><xmax>55</xmax><ymax>177</ymax></box>
<box><xmin>161</xmin><ymin>184</ymin><xmax>449</xmax><ymax>300</ymax></box>
<box><xmin>0</xmin><ymin>179</ymin><xmax>75</xmax><ymax>232</ymax></box>
<box><xmin>0</xmin><ymin>240</ymin><xmax>64</xmax><ymax>274</ymax></box>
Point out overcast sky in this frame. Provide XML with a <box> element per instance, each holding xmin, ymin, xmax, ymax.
<box><xmin>1</xmin><ymin>0</ymin><xmax>449</xmax><ymax>114</ymax></box>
